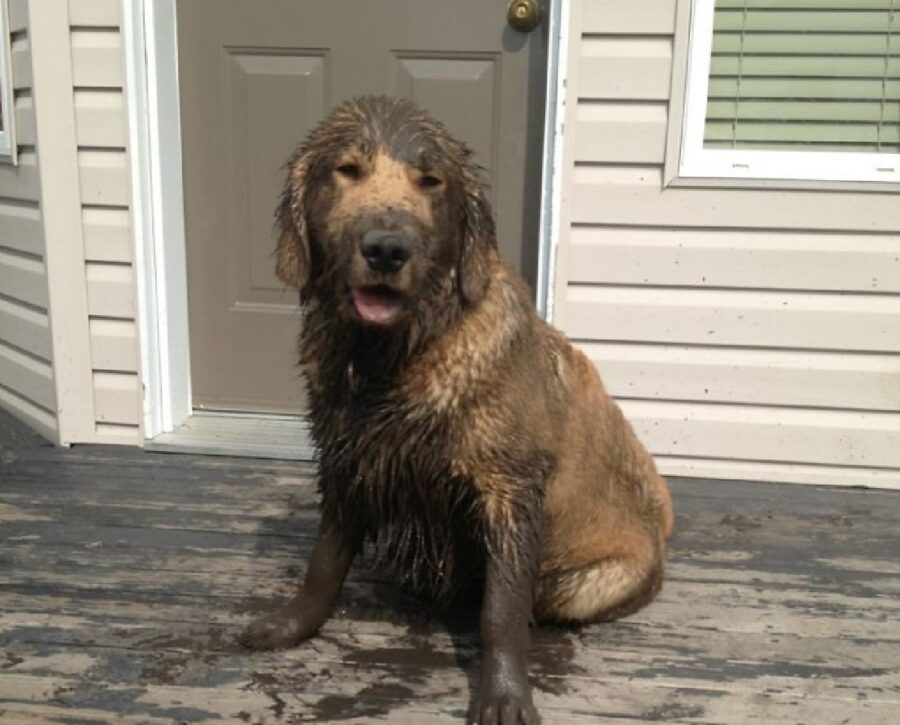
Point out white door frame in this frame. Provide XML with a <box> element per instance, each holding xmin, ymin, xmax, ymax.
<box><xmin>123</xmin><ymin>0</ymin><xmax>191</xmax><ymax>439</ymax></box>
<box><xmin>535</xmin><ymin>0</ymin><xmax>570</xmax><ymax>322</ymax></box>
<box><xmin>122</xmin><ymin>0</ymin><xmax>571</xmax><ymax>441</ymax></box>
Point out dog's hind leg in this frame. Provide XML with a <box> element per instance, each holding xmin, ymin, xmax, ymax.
<box><xmin>534</xmin><ymin>533</ymin><xmax>664</xmax><ymax>623</ymax></box>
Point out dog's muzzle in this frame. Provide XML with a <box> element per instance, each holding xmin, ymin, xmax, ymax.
<box><xmin>360</xmin><ymin>229</ymin><xmax>413</xmax><ymax>275</ymax></box>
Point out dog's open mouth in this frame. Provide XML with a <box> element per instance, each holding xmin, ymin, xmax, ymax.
<box><xmin>350</xmin><ymin>285</ymin><xmax>407</xmax><ymax>326</ymax></box>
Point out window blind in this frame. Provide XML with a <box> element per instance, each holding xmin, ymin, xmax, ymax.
<box><xmin>704</xmin><ymin>0</ymin><xmax>900</xmax><ymax>153</ymax></box>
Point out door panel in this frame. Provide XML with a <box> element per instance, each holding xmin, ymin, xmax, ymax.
<box><xmin>229</xmin><ymin>52</ymin><xmax>327</xmax><ymax>299</ymax></box>
<box><xmin>394</xmin><ymin>55</ymin><xmax>499</xmax><ymax>188</ymax></box>
<box><xmin>178</xmin><ymin>0</ymin><xmax>548</xmax><ymax>413</ymax></box>
<box><xmin>231</xmin><ymin>52</ymin><xmax>327</xmax><ymax>294</ymax></box>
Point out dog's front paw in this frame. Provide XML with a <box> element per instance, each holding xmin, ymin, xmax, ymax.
<box><xmin>468</xmin><ymin>694</ymin><xmax>539</xmax><ymax>725</ymax></box>
<box><xmin>238</xmin><ymin>601</ymin><xmax>326</xmax><ymax>650</ymax></box>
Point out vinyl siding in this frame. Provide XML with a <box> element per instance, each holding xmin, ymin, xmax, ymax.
<box><xmin>69</xmin><ymin>0</ymin><xmax>141</xmax><ymax>441</ymax></box>
<box><xmin>556</xmin><ymin>0</ymin><xmax>900</xmax><ymax>487</ymax></box>
<box><xmin>0</xmin><ymin>0</ymin><xmax>57</xmax><ymax>440</ymax></box>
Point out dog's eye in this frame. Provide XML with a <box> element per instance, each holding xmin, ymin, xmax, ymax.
<box><xmin>335</xmin><ymin>163</ymin><xmax>361</xmax><ymax>180</ymax></box>
<box><xmin>418</xmin><ymin>174</ymin><xmax>443</xmax><ymax>190</ymax></box>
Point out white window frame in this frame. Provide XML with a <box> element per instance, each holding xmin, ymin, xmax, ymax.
<box><xmin>679</xmin><ymin>0</ymin><xmax>900</xmax><ymax>184</ymax></box>
<box><xmin>0</xmin><ymin>0</ymin><xmax>17</xmax><ymax>164</ymax></box>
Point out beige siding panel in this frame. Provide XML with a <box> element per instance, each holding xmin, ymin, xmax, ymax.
<box><xmin>578</xmin><ymin>37</ymin><xmax>672</xmax><ymax>100</ymax></box>
<box><xmin>0</xmin><ymin>299</ymin><xmax>51</xmax><ymax>360</ymax></box>
<box><xmin>574</xmin><ymin>103</ymin><xmax>668</xmax><ymax>164</ymax></box>
<box><xmin>68</xmin><ymin>12</ymin><xmax>135</xmax><ymax>440</ymax></box>
<box><xmin>0</xmin><ymin>341</ymin><xmax>55</xmax><ymax>411</ymax></box>
<box><xmin>89</xmin><ymin>318</ymin><xmax>138</xmax><ymax>372</ymax></box>
<box><xmin>582</xmin><ymin>0</ymin><xmax>677</xmax><ymax>35</ymax></box>
<box><xmin>8</xmin><ymin>0</ymin><xmax>28</xmax><ymax>33</ymax></box>
<box><xmin>584</xmin><ymin>343</ymin><xmax>900</xmax><ymax>412</ymax></box>
<box><xmin>93</xmin><ymin>372</ymin><xmax>140</xmax><ymax>425</ymax></box>
<box><xmin>0</xmin><ymin>249</ymin><xmax>47</xmax><ymax>308</ymax></box>
<box><xmin>70</xmin><ymin>29</ymin><xmax>123</xmax><ymax>88</ymax></box>
<box><xmin>77</xmin><ymin>150</ymin><xmax>130</xmax><ymax>206</ymax></box>
<box><xmin>13</xmin><ymin>93</ymin><xmax>36</xmax><ymax>146</ymax></box>
<box><xmin>0</xmin><ymin>0</ymin><xmax>54</xmax><ymax>441</ymax></box>
<box><xmin>565</xmin><ymin>286</ymin><xmax>900</xmax><ymax>352</ymax></box>
<box><xmin>621</xmin><ymin>400</ymin><xmax>900</xmax><ymax>469</ymax></box>
<box><xmin>85</xmin><ymin>263</ymin><xmax>135</xmax><ymax>319</ymax></box>
<box><xmin>557</xmin><ymin>2</ymin><xmax>900</xmax><ymax>484</ymax></box>
<box><xmin>9</xmin><ymin>35</ymin><xmax>32</xmax><ymax>89</ymax></box>
<box><xmin>94</xmin><ymin>423</ymin><xmax>141</xmax><ymax>445</ymax></box>
<box><xmin>567</xmin><ymin>227</ymin><xmax>900</xmax><ymax>292</ymax></box>
<box><xmin>0</xmin><ymin>152</ymin><xmax>39</xmax><ymax>200</ymax></box>
<box><xmin>82</xmin><ymin>207</ymin><xmax>132</xmax><ymax>263</ymax></box>
<box><xmin>571</xmin><ymin>166</ymin><xmax>900</xmax><ymax>231</ymax></box>
<box><xmin>0</xmin><ymin>201</ymin><xmax>42</xmax><ymax>257</ymax></box>
<box><xmin>69</xmin><ymin>0</ymin><xmax>122</xmax><ymax>27</ymax></box>
<box><xmin>0</xmin><ymin>386</ymin><xmax>57</xmax><ymax>441</ymax></box>
<box><xmin>654</xmin><ymin>457</ymin><xmax>900</xmax><ymax>490</ymax></box>
<box><xmin>74</xmin><ymin>91</ymin><xmax>127</xmax><ymax>148</ymax></box>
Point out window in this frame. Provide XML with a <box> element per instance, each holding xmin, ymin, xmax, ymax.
<box><xmin>680</xmin><ymin>0</ymin><xmax>900</xmax><ymax>183</ymax></box>
<box><xmin>0</xmin><ymin>0</ymin><xmax>16</xmax><ymax>164</ymax></box>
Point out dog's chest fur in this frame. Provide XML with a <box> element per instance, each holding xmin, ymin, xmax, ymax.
<box><xmin>308</xmin><ymin>353</ymin><xmax>483</xmax><ymax>601</ymax></box>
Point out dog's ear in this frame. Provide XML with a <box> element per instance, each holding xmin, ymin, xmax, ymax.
<box><xmin>458</xmin><ymin>180</ymin><xmax>495</xmax><ymax>304</ymax></box>
<box><xmin>275</xmin><ymin>154</ymin><xmax>311</xmax><ymax>288</ymax></box>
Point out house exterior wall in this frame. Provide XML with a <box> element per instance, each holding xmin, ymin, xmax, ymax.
<box><xmin>70</xmin><ymin>0</ymin><xmax>141</xmax><ymax>444</ymax></box>
<box><xmin>554</xmin><ymin>0</ymin><xmax>900</xmax><ymax>487</ymax></box>
<box><xmin>0</xmin><ymin>0</ymin><xmax>57</xmax><ymax>440</ymax></box>
<box><xmin>0</xmin><ymin>0</ymin><xmax>140</xmax><ymax>446</ymax></box>
<box><xmin>4</xmin><ymin>0</ymin><xmax>897</xmax><ymax>487</ymax></box>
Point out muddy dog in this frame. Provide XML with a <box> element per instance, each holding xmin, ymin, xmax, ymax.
<box><xmin>241</xmin><ymin>96</ymin><xmax>674</xmax><ymax>724</ymax></box>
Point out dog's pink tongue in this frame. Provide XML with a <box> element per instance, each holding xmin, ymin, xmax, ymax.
<box><xmin>351</xmin><ymin>287</ymin><xmax>404</xmax><ymax>325</ymax></box>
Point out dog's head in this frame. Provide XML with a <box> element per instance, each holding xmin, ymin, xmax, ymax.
<box><xmin>275</xmin><ymin>96</ymin><xmax>496</xmax><ymax>328</ymax></box>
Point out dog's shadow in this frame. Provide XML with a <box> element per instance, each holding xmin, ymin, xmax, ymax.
<box><xmin>433</xmin><ymin>589</ymin><xmax>589</xmax><ymax>705</ymax></box>
<box><xmin>328</xmin><ymin>576</ymin><xmax>585</xmax><ymax>719</ymax></box>
<box><xmin>233</xmin><ymin>498</ymin><xmax>584</xmax><ymax>720</ymax></box>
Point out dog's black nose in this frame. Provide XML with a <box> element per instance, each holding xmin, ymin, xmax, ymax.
<box><xmin>360</xmin><ymin>230</ymin><xmax>412</xmax><ymax>274</ymax></box>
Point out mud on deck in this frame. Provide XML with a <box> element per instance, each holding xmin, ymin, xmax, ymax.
<box><xmin>1</xmin><ymin>408</ymin><xmax>899</xmax><ymax>724</ymax></box>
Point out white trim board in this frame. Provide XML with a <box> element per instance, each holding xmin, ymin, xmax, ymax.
<box><xmin>124</xmin><ymin>0</ymin><xmax>567</xmax><ymax>448</ymax></box>
<box><xmin>123</xmin><ymin>0</ymin><xmax>191</xmax><ymax>440</ymax></box>
<box><xmin>536</xmin><ymin>0</ymin><xmax>570</xmax><ymax>321</ymax></box>
<box><xmin>31</xmin><ymin>1</ymin><xmax>95</xmax><ymax>444</ymax></box>
<box><xmin>0</xmin><ymin>0</ymin><xmax>17</xmax><ymax>164</ymax></box>
<box><xmin>145</xmin><ymin>411</ymin><xmax>315</xmax><ymax>461</ymax></box>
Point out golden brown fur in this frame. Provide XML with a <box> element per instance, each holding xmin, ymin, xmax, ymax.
<box><xmin>254</xmin><ymin>96</ymin><xmax>673</xmax><ymax>722</ymax></box>
<box><xmin>403</xmin><ymin>260</ymin><xmax>673</xmax><ymax>621</ymax></box>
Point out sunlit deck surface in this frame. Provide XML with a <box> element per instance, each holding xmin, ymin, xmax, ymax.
<box><xmin>1</xmin><ymin>407</ymin><xmax>899</xmax><ymax>724</ymax></box>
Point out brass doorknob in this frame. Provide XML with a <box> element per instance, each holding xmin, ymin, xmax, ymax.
<box><xmin>507</xmin><ymin>0</ymin><xmax>541</xmax><ymax>33</ymax></box>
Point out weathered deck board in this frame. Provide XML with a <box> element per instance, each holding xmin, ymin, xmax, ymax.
<box><xmin>1</xmin><ymin>409</ymin><xmax>899</xmax><ymax>723</ymax></box>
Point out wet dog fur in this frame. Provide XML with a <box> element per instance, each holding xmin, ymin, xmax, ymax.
<box><xmin>240</xmin><ymin>96</ymin><xmax>674</xmax><ymax>724</ymax></box>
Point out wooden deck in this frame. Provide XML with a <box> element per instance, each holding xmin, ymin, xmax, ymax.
<box><xmin>1</xmin><ymin>408</ymin><xmax>899</xmax><ymax>724</ymax></box>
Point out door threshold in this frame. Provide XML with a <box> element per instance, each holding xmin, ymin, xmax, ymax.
<box><xmin>144</xmin><ymin>411</ymin><xmax>315</xmax><ymax>461</ymax></box>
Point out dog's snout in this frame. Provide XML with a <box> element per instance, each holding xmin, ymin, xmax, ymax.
<box><xmin>361</xmin><ymin>230</ymin><xmax>412</xmax><ymax>274</ymax></box>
